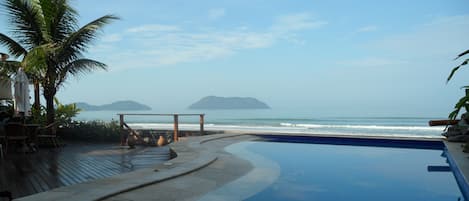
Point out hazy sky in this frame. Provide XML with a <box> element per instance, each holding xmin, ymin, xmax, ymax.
<box><xmin>1</xmin><ymin>0</ymin><xmax>469</xmax><ymax>117</ymax></box>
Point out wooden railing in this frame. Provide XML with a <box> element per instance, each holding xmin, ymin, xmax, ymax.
<box><xmin>428</xmin><ymin>119</ymin><xmax>459</xmax><ymax>126</ymax></box>
<box><xmin>117</xmin><ymin>113</ymin><xmax>205</xmax><ymax>146</ymax></box>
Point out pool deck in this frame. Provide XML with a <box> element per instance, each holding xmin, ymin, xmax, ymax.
<box><xmin>13</xmin><ymin>132</ymin><xmax>469</xmax><ymax>201</ymax></box>
<box><xmin>0</xmin><ymin>142</ymin><xmax>171</xmax><ymax>199</ymax></box>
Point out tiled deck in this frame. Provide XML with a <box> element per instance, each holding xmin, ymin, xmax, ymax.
<box><xmin>0</xmin><ymin>142</ymin><xmax>171</xmax><ymax>199</ymax></box>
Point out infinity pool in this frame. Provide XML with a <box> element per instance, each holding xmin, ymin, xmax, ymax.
<box><xmin>209</xmin><ymin>138</ymin><xmax>465</xmax><ymax>201</ymax></box>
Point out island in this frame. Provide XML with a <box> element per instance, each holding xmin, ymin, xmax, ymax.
<box><xmin>188</xmin><ymin>96</ymin><xmax>270</xmax><ymax>110</ymax></box>
<box><xmin>75</xmin><ymin>100</ymin><xmax>152</xmax><ymax>111</ymax></box>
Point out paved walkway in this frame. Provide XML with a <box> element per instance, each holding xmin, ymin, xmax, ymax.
<box><xmin>104</xmin><ymin>135</ymin><xmax>255</xmax><ymax>201</ymax></box>
<box><xmin>444</xmin><ymin>141</ymin><xmax>469</xmax><ymax>197</ymax></box>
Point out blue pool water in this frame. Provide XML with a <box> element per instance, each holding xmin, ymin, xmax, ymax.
<box><xmin>224</xmin><ymin>140</ymin><xmax>465</xmax><ymax>201</ymax></box>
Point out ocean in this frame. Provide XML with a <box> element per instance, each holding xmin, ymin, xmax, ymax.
<box><xmin>75</xmin><ymin>109</ymin><xmax>446</xmax><ymax>138</ymax></box>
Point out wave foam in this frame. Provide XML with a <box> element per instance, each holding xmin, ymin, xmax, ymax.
<box><xmin>279</xmin><ymin>123</ymin><xmax>442</xmax><ymax>131</ymax></box>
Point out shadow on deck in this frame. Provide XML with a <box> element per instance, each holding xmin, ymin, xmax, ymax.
<box><xmin>0</xmin><ymin>142</ymin><xmax>171</xmax><ymax>199</ymax></box>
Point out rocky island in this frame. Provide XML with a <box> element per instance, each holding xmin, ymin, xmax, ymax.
<box><xmin>188</xmin><ymin>96</ymin><xmax>270</xmax><ymax>110</ymax></box>
<box><xmin>75</xmin><ymin>100</ymin><xmax>151</xmax><ymax>111</ymax></box>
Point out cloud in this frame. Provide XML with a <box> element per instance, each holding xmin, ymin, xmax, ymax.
<box><xmin>368</xmin><ymin>15</ymin><xmax>469</xmax><ymax>59</ymax></box>
<box><xmin>208</xmin><ymin>8</ymin><xmax>225</xmax><ymax>20</ymax></box>
<box><xmin>102</xmin><ymin>33</ymin><xmax>122</xmax><ymax>43</ymax></box>
<box><xmin>337</xmin><ymin>57</ymin><xmax>408</xmax><ymax>68</ymax></box>
<box><xmin>335</xmin><ymin>15</ymin><xmax>469</xmax><ymax>74</ymax></box>
<box><xmin>126</xmin><ymin>24</ymin><xmax>180</xmax><ymax>33</ymax></box>
<box><xmin>355</xmin><ymin>25</ymin><xmax>378</xmax><ymax>33</ymax></box>
<box><xmin>94</xmin><ymin>13</ymin><xmax>326</xmax><ymax>71</ymax></box>
<box><xmin>272</xmin><ymin>13</ymin><xmax>327</xmax><ymax>33</ymax></box>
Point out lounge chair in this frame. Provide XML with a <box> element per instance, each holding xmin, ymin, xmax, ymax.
<box><xmin>36</xmin><ymin>122</ymin><xmax>61</xmax><ymax>148</ymax></box>
<box><xmin>4</xmin><ymin>122</ymin><xmax>28</xmax><ymax>154</ymax></box>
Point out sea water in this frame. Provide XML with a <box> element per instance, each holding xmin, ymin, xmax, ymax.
<box><xmin>75</xmin><ymin>109</ymin><xmax>445</xmax><ymax>138</ymax></box>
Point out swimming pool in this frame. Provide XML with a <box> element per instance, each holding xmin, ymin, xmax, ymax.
<box><xmin>202</xmin><ymin>136</ymin><xmax>466</xmax><ymax>201</ymax></box>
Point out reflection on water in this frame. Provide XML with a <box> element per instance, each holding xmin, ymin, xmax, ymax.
<box><xmin>220</xmin><ymin>141</ymin><xmax>464</xmax><ymax>201</ymax></box>
<box><xmin>198</xmin><ymin>142</ymin><xmax>280</xmax><ymax>201</ymax></box>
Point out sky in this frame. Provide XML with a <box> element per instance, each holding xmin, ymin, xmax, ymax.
<box><xmin>1</xmin><ymin>0</ymin><xmax>469</xmax><ymax>117</ymax></box>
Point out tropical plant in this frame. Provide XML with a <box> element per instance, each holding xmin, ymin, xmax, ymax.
<box><xmin>447</xmin><ymin>50</ymin><xmax>469</xmax><ymax>82</ymax></box>
<box><xmin>28</xmin><ymin>98</ymin><xmax>80</xmax><ymax>125</ymax></box>
<box><xmin>54</xmin><ymin>97</ymin><xmax>80</xmax><ymax>126</ymax></box>
<box><xmin>0</xmin><ymin>0</ymin><xmax>118</xmax><ymax>124</ymax></box>
<box><xmin>448</xmin><ymin>89</ymin><xmax>469</xmax><ymax>120</ymax></box>
<box><xmin>447</xmin><ymin>49</ymin><xmax>469</xmax><ymax>120</ymax></box>
<box><xmin>59</xmin><ymin>120</ymin><xmax>121</xmax><ymax>142</ymax></box>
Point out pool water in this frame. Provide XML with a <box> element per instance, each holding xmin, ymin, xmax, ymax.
<box><xmin>227</xmin><ymin>141</ymin><xmax>464</xmax><ymax>201</ymax></box>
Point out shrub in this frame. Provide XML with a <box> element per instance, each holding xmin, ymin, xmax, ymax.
<box><xmin>59</xmin><ymin>120</ymin><xmax>121</xmax><ymax>142</ymax></box>
<box><xmin>30</xmin><ymin>98</ymin><xmax>80</xmax><ymax>126</ymax></box>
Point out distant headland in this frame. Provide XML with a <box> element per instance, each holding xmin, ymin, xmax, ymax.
<box><xmin>75</xmin><ymin>100</ymin><xmax>152</xmax><ymax>111</ymax></box>
<box><xmin>188</xmin><ymin>96</ymin><xmax>270</xmax><ymax>110</ymax></box>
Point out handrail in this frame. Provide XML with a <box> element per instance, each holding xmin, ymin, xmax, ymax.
<box><xmin>428</xmin><ymin>119</ymin><xmax>459</xmax><ymax>126</ymax></box>
<box><xmin>122</xmin><ymin>122</ymin><xmax>139</xmax><ymax>136</ymax></box>
<box><xmin>118</xmin><ymin>113</ymin><xmax>205</xmax><ymax>146</ymax></box>
<box><xmin>117</xmin><ymin>113</ymin><xmax>204</xmax><ymax>116</ymax></box>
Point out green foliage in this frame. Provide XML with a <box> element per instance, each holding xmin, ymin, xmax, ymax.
<box><xmin>30</xmin><ymin>104</ymin><xmax>46</xmax><ymax>124</ymax></box>
<box><xmin>449</xmin><ymin>89</ymin><xmax>469</xmax><ymax>120</ymax></box>
<box><xmin>448</xmin><ymin>49</ymin><xmax>469</xmax><ymax>120</ymax></box>
<box><xmin>54</xmin><ymin>98</ymin><xmax>80</xmax><ymax>126</ymax></box>
<box><xmin>59</xmin><ymin>120</ymin><xmax>121</xmax><ymax>142</ymax></box>
<box><xmin>0</xmin><ymin>0</ymin><xmax>119</xmax><ymax>124</ymax></box>
<box><xmin>0</xmin><ymin>100</ymin><xmax>14</xmax><ymax>120</ymax></box>
<box><xmin>447</xmin><ymin>49</ymin><xmax>469</xmax><ymax>82</ymax></box>
<box><xmin>29</xmin><ymin>98</ymin><xmax>80</xmax><ymax>125</ymax></box>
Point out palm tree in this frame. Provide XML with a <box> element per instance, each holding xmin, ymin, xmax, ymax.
<box><xmin>1</xmin><ymin>0</ymin><xmax>118</xmax><ymax>124</ymax></box>
<box><xmin>447</xmin><ymin>49</ymin><xmax>469</xmax><ymax>120</ymax></box>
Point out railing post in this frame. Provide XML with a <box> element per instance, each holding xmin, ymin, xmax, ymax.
<box><xmin>173</xmin><ymin>114</ymin><xmax>179</xmax><ymax>142</ymax></box>
<box><xmin>200</xmin><ymin>114</ymin><xmax>204</xmax><ymax>135</ymax></box>
<box><xmin>119</xmin><ymin>114</ymin><xmax>126</xmax><ymax>146</ymax></box>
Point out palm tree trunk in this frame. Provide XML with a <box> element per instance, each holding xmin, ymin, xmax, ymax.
<box><xmin>43</xmin><ymin>86</ymin><xmax>55</xmax><ymax>124</ymax></box>
<box><xmin>33</xmin><ymin>81</ymin><xmax>40</xmax><ymax>111</ymax></box>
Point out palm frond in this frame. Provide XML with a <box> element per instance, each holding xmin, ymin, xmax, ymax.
<box><xmin>0</xmin><ymin>60</ymin><xmax>21</xmax><ymax>76</ymax></box>
<box><xmin>22</xmin><ymin>44</ymin><xmax>53</xmax><ymax>77</ymax></box>
<box><xmin>449</xmin><ymin>95</ymin><xmax>469</xmax><ymax>120</ymax></box>
<box><xmin>39</xmin><ymin>0</ymin><xmax>78</xmax><ymax>42</ymax></box>
<box><xmin>56</xmin><ymin>58</ymin><xmax>106</xmax><ymax>87</ymax></box>
<box><xmin>0</xmin><ymin>33</ymin><xmax>27</xmax><ymax>58</ymax></box>
<box><xmin>56</xmin><ymin>15</ymin><xmax>119</xmax><ymax>64</ymax></box>
<box><xmin>2</xmin><ymin>0</ymin><xmax>48</xmax><ymax>47</ymax></box>
<box><xmin>455</xmin><ymin>49</ymin><xmax>469</xmax><ymax>60</ymax></box>
<box><xmin>447</xmin><ymin>58</ymin><xmax>469</xmax><ymax>82</ymax></box>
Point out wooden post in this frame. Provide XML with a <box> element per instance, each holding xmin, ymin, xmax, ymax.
<box><xmin>200</xmin><ymin>114</ymin><xmax>204</xmax><ymax>135</ymax></box>
<box><xmin>119</xmin><ymin>114</ymin><xmax>126</xmax><ymax>146</ymax></box>
<box><xmin>173</xmin><ymin>114</ymin><xmax>179</xmax><ymax>142</ymax></box>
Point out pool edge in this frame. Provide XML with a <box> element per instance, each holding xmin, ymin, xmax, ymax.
<box><xmin>444</xmin><ymin>142</ymin><xmax>469</xmax><ymax>201</ymax></box>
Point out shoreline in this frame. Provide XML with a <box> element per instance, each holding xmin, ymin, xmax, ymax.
<box><xmin>128</xmin><ymin>123</ymin><xmax>445</xmax><ymax>139</ymax></box>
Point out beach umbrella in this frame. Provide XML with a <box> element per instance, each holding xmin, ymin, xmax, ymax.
<box><xmin>0</xmin><ymin>80</ymin><xmax>12</xmax><ymax>100</ymax></box>
<box><xmin>14</xmin><ymin>68</ymin><xmax>31</xmax><ymax>116</ymax></box>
